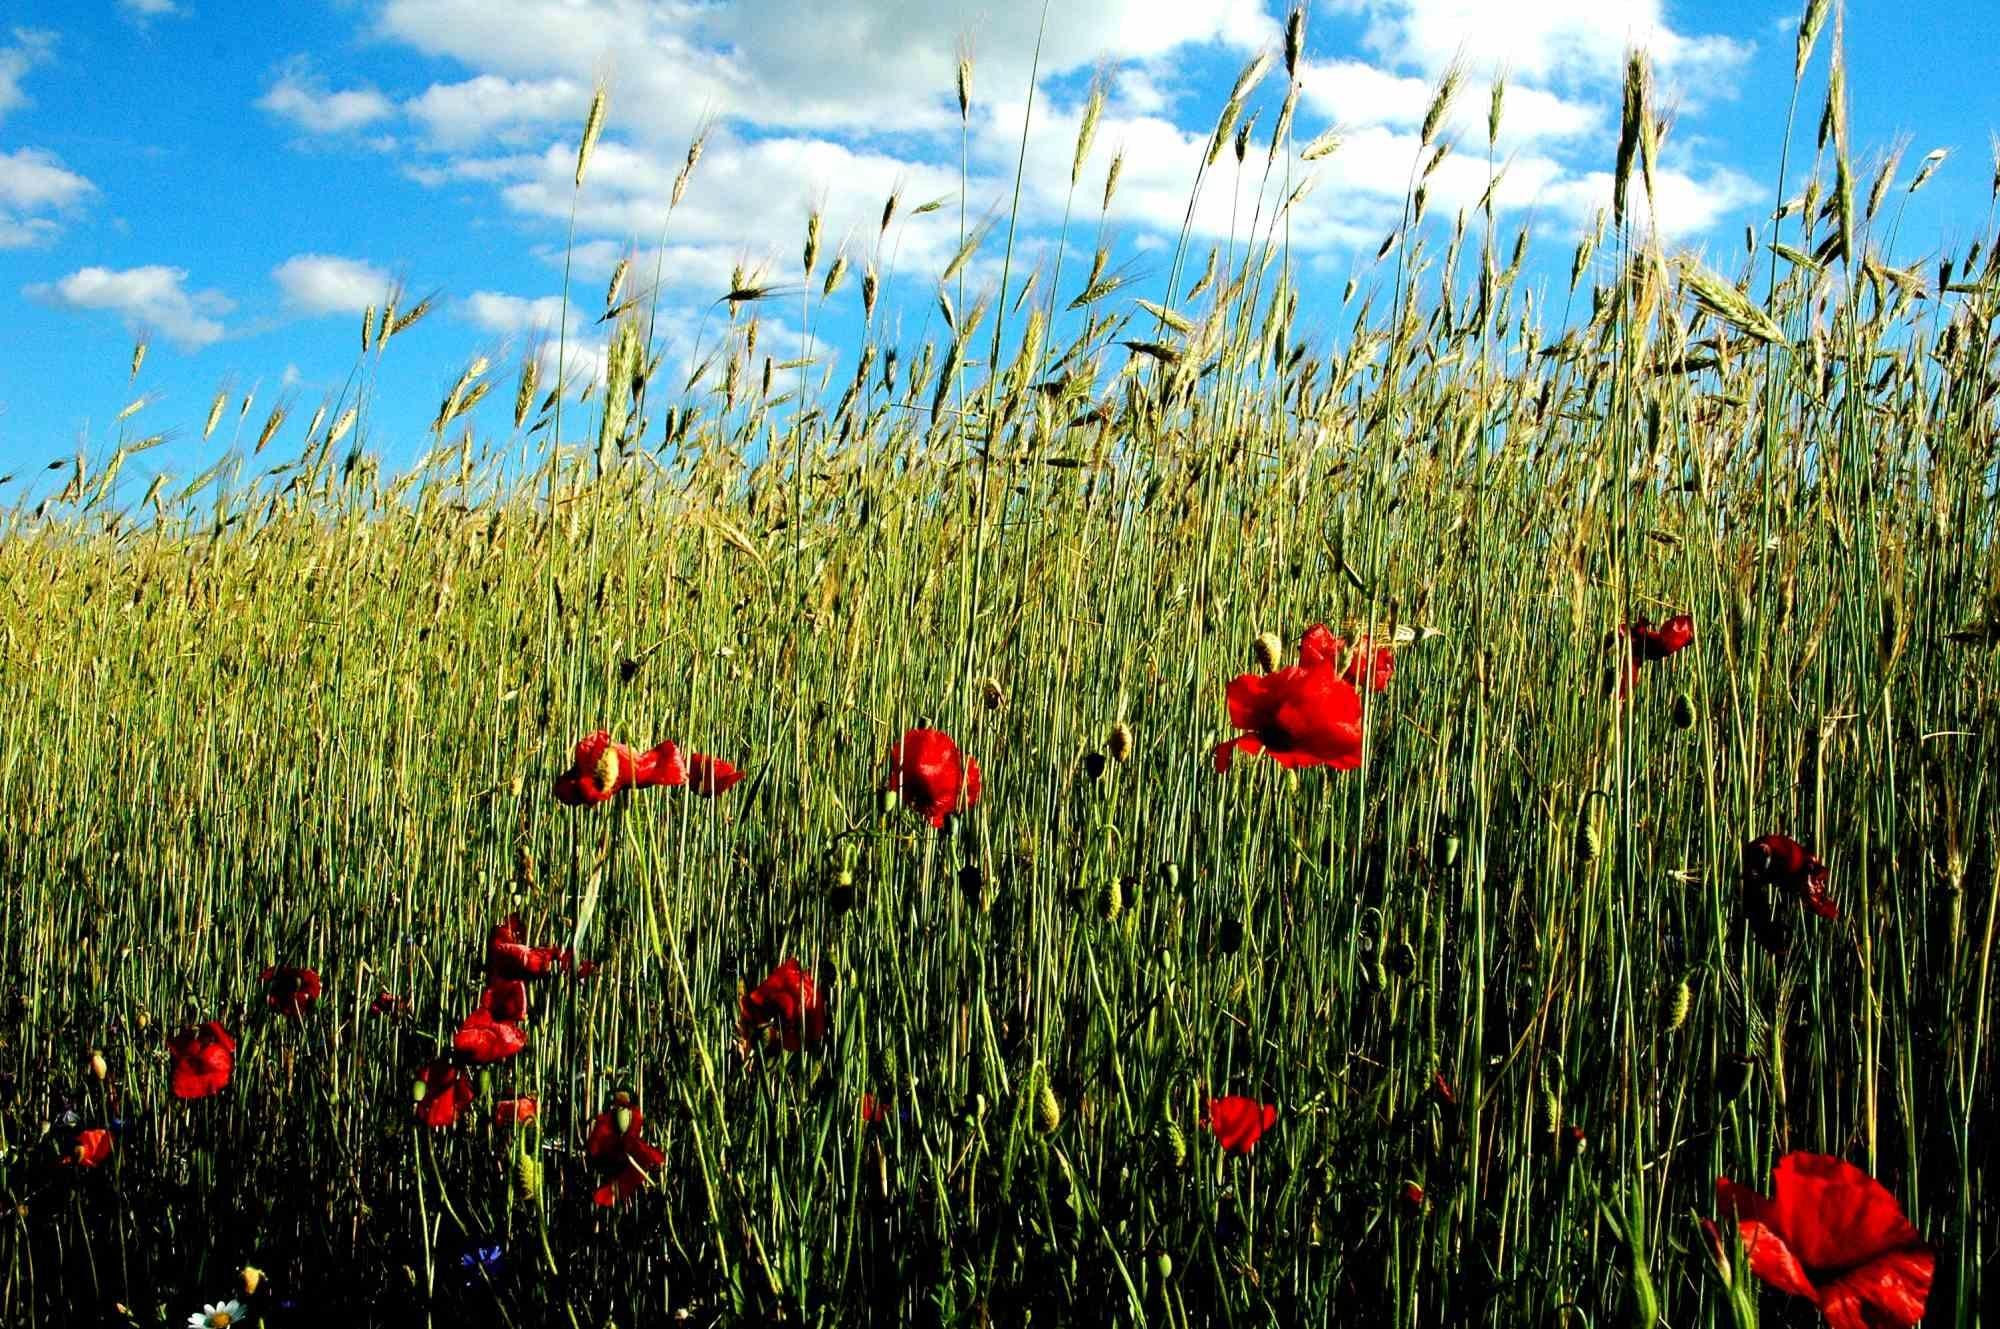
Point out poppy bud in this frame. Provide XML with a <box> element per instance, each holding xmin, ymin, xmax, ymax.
<box><xmin>1540</xmin><ymin>1085</ymin><xmax>1562</xmax><ymax>1138</ymax></box>
<box><xmin>1399</xmin><ymin>1181</ymin><xmax>1427</xmax><ymax>1215</ymax></box>
<box><xmin>1108</xmin><ymin>722</ymin><xmax>1133</xmax><ymax>763</ymax></box>
<box><xmin>411</xmin><ymin>1076</ymin><xmax>429</xmax><ymax>1104</ymax></box>
<box><xmin>1100</xmin><ymin>876</ymin><xmax>1123</xmax><ymax>923</ymax></box>
<box><xmin>1159</xmin><ymin>862</ymin><xmax>1181</xmax><ymax>893</ymax></box>
<box><xmin>1034</xmin><ymin>1075</ymin><xmax>1062</xmax><ymax>1136</ymax></box>
<box><xmin>1697</xmin><ymin>1217</ymin><xmax>1731</xmax><ymax>1282</ymax></box>
<box><xmin>878</xmin><ymin>787</ymin><xmax>900</xmax><ymax>816</ymax></box>
<box><xmin>239</xmin><ymin>1265</ymin><xmax>264</xmax><ymax>1297</ymax></box>
<box><xmin>1670</xmin><ymin>691</ymin><xmax>1696</xmax><ymax>729</ymax></box>
<box><xmin>1441</xmin><ymin>834</ymin><xmax>1461</xmax><ymax>867</ymax></box>
<box><xmin>87</xmin><ymin>1050</ymin><xmax>107</xmax><ymax>1081</ymax></box>
<box><xmin>981</xmin><ymin>676</ymin><xmax>1007</xmax><ymax>711</ymax></box>
<box><xmin>1661</xmin><ymin>976</ymin><xmax>1691</xmax><ymax>1033</ymax></box>
<box><xmin>1154</xmin><ymin>1250</ymin><xmax>1174</xmax><ymax>1280</ymax></box>
<box><xmin>513</xmin><ymin>1152</ymin><xmax>543</xmax><ymax>1205</ymax></box>
<box><xmin>1083</xmin><ymin>751</ymin><xmax>1107</xmax><ymax>781</ymax></box>
<box><xmin>1252</xmin><ymin>631</ymin><xmax>1284</xmax><ymax>673</ymax></box>
<box><xmin>1386</xmin><ymin>938</ymin><xmax>1416</xmax><ymax>976</ymax></box>
<box><xmin>958</xmin><ymin>863</ymin><xmax>985</xmax><ymax>905</ymax></box>
<box><xmin>1216</xmin><ymin>917</ymin><xmax>1244</xmax><ymax>955</ymax></box>
<box><xmin>1160</xmin><ymin>1117</ymin><xmax>1188</xmax><ymax>1169</ymax></box>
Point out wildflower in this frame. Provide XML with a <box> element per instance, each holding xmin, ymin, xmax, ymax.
<box><xmin>740</xmin><ymin>956</ymin><xmax>829</xmax><ymax>1052</ymax></box>
<box><xmin>883</xmin><ymin>727</ymin><xmax>981</xmax><ymax>827</ymax></box>
<box><xmin>457</xmin><ymin>1241</ymin><xmax>505</xmax><ymax>1288</ymax></box>
<box><xmin>186</xmin><ymin>1301</ymin><xmax>248</xmax><ymax>1329</ymax></box>
<box><xmin>1213</xmin><ymin>630</ymin><xmax>1365</xmax><ymax>772</ymax></box>
<box><xmin>454</xmin><ymin>986</ymin><xmax>528</xmax><ymax>1064</ymax></box>
<box><xmin>486</xmin><ymin>915</ymin><xmax>573</xmax><ymax>981</ymax></box>
<box><xmin>493</xmin><ymin>1096</ymin><xmax>538</xmax><ymax>1127</ymax></box>
<box><xmin>687</xmin><ymin>752</ymin><xmax>745</xmax><ymax>797</ymax></box>
<box><xmin>1714</xmin><ymin>1152</ymin><xmax>1933</xmax><ymax>1329</ymax></box>
<box><xmin>370</xmin><ymin>990</ymin><xmax>407</xmax><ymax>1017</ymax></box>
<box><xmin>1615</xmin><ymin>612</ymin><xmax>1694</xmax><ymax>695</ymax></box>
<box><xmin>167</xmin><ymin>1021</ymin><xmax>236</xmax><ymax>1100</ymax></box>
<box><xmin>1301</xmin><ymin>623</ymin><xmax>1394</xmax><ymax>693</ymax></box>
<box><xmin>860</xmin><ymin>1092</ymin><xmax>889</xmax><ymax>1125</ymax></box>
<box><xmin>586</xmin><ymin>1101</ymin><xmax>666</xmax><ymax>1206</ymax></box>
<box><xmin>553</xmin><ymin>730</ymin><xmax>688</xmax><ymax>805</ymax></box>
<box><xmin>1204</xmin><ymin>1096</ymin><xmax>1277</xmax><ymax>1155</ymax></box>
<box><xmin>57</xmin><ymin>1128</ymin><xmax>113</xmax><ymax>1168</ymax></box>
<box><xmin>1399</xmin><ymin>1181</ymin><xmax>1428</xmax><ymax>1215</ymax></box>
<box><xmin>258</xmin><ymin>965</ymin><xmax>322</xmax><ymax>1017</ymax></box>
<box><xmin>1745</xmin><ymin>834</ymin><xmax>1838</xmax><ymax>920</ymax></box>
<box><xmin>415</xmin><ymin>1061</ymin><xmax>474</xmax><ymax>1128</ymax></box>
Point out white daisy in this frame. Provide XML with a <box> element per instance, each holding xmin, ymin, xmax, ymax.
<box><xmin>187</xmin><ymin>1300</ymin><xmax>248</xmax><ymax>1328</ymax></box>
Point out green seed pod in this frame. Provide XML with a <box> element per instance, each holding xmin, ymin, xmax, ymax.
<box><xmin>1442</xmin><ymin>834</ymin><xmax>1461</xmax><ymax>867</ymax></box>
<box><xmin>1661</xmin><ymin>976</ymin><xmax>1692</xmax><ymax>1033</ymax></box>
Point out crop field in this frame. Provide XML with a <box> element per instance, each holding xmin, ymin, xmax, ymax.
<box><xmin>0</xmin><ymin>6</ymin><xmax>1995</xmax><ymax>1327</ymax></box>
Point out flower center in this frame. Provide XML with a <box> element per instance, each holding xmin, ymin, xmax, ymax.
<box><xmin>592</xmin><ymin>745</ymin><xmax>622</xmax><ymax>792</ymax></box>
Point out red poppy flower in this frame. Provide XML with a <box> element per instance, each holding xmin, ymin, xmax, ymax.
<box><xmin>454</xmin><ymin>1000</ymin><xmax>528</xmax><ymax>1064</ymax></box>
<box><xmin>553</xmin><ymin>731</ymin><xmax>688</xmax><ymax>805</ymax></box>
<box><xmin>493</xmin><ymin>1096</ymin><xmax>538</xmax><ymax>1126</ymax></box>
<box><xmin>1746</xmin><ymin>834</ymin><xmax>1839</xmax><ymax>920</ymax></box>
<box><xmin>370</xmin><ymin>990</ymin><xmax>408</xmax><ymax>1017</ymax></box>
<box><xmin>58</xmin><ymin>1128</ymin><xmax>113</xmax><ymax>1168</ymax></box>
<box><xmin>1204</xmin><ymin>1096</ymin><xmax>1277</xmax><ymax>1155</ymax></box>
<box><xmin>486</xmin><ymin>915</ymin><xmax>574</xmax><ymax>981</ymax></box>
<box><xmin>884</xmin><ymin>728</ymin><xmax>981</xmax><ymax>827</ymax></box>
<box><xmin>259</xmin><ymin>965</ymin><xmax>322</xmax><ymax>1017</ymax></box>
<box><xmin>586</xmin><ymin>1105</ymin><xmax>666</xmax><ymax>1207</ymax></box>
<box><xmin>415</xmin><ymin>1060</ymin><xmax>474</xmax><ymax>1128</ymax></box>
<box><xmin>860</xmin><ymin>1092</ymin><xmax>889</xmax><ymax>1125</ymax></box>
<box><xmin>739</xmin><ymin>956</ymin><xmax>829</xmax><ymax>1052</ymax></box>
<box><xmin>1614</xmin><ymin>613</ymin><xmax>1694</xmax><ymax>696</ymax></box>
<box><xmin>1213</xmin><ymin>639</ymin><xmax>1365</xmax><ymax>773</ymax></box>
<box><xmin>1301</xmin><ymin>624</ymin><xmax>1395</xmax><ymax>693</ymax></box>
<box><xmin>168</xmin><ymin>1021</ymin><xmax>236</xmax><ymax>1100</ymax></box>
<box><xmin>479</xmin><ymin>978</ymin><xmax>529</xmax><ymax>1024</ymax></box>
<box><xmin>1399</xmin><ymin>1181</ymin><xmax>1428</xmax><ymax>1215</ymax></box>
<box><xmin>687</xmin><ymin>752</ymin><xmax>745</xmax><ymax>798</ymax></box>
<box><xmin>1715</xmin><ymin>1152</ymin><xmax>1933</xmax><ymax>1329</ymax></box>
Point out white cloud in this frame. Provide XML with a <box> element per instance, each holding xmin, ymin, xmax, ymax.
<box><xmin>460</xmin><ymin>289</ymin><xmax>577</xmax><ymax>339</ymax></box>
<box><xmin>0</xmin><ymin>146</ymin><xmax>95</xmax><ymax>249</ymax></box>
<box><xmin>258</xmin><ymin>56</ymin><xmax>395</xmax><ymax>134</ymax></box>
<box><xmin>406</xmin><ymin>74</ymin><xmax>588</xmax><ymax>149</ymax></box>
<box><xmin>120</xmin><ymin>0</ymin><xmax>185</xmax><ymax>20</ymax></box>
<box><xmin>1</xmin><ymin>28</ymin><xmax>57</xmax><ymax>123</ymax></box>
<box><xmin>273</xmin><ymin>253</ymin><xmax>395</xmax><ymax>315</ymax></box>
<box><xmin>26</xmin><ymin>264</ymin><xmax>234</xmax><ymax>349</ymax></box>
<box><xmin>1328</xmin><ymin>0</ymin><xmax>1750</xmax><ymax>94</ymax></box>
<box><xmin>377</xmin><ymin>0</ymin><xmax>1277</xmax><ymax>144</ymax></box>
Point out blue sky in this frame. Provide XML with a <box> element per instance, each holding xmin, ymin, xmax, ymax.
<box><xmin>2</xmin><ymin>1</ymin><xmax>1995</xmax><ymax>498</ymax></box>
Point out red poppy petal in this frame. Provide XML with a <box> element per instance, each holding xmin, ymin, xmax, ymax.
<box><xmin>1298</xmin><ymin>624</ymin><xmax>1340</xmax><ymax>668</ymax></box>
<box><xmin>1825</xmin><ymin>1247</ymin><xmax>1934</xmax><ymax>1328</ymax></box>
<box><xmin>1738</xmin><ymin>1220</ymin><xmax>1821</xmax><ymax>1301</ymax></box>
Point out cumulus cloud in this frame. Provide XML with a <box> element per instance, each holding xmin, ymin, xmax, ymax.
<box><xmin>273</xmin><ymin>253</ymin><xmax>396</xmax><ymax>315</ymax></box>
<box><xmin>258</xmin><ymin>56</ymin><xmax>395</xmax><ymax>134</ymax></box>
<box><xmin>0</xmin><ymin>146</ymin><xmax>95</xmax><ymax>249</ymax></box>
<box><xmin>26</xmin><ymin>265</ymin><xmax>235</xmax><ymax>349</ymax></box>
<box><xmin>0</xmin><ymin>28</ymin><xmax>56</xmax><ymax>123</ymax></box>
<box><xmin>459</xmin><ymin>289</ymin><xmax>576</xmax><ymax>338</ymax></box>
